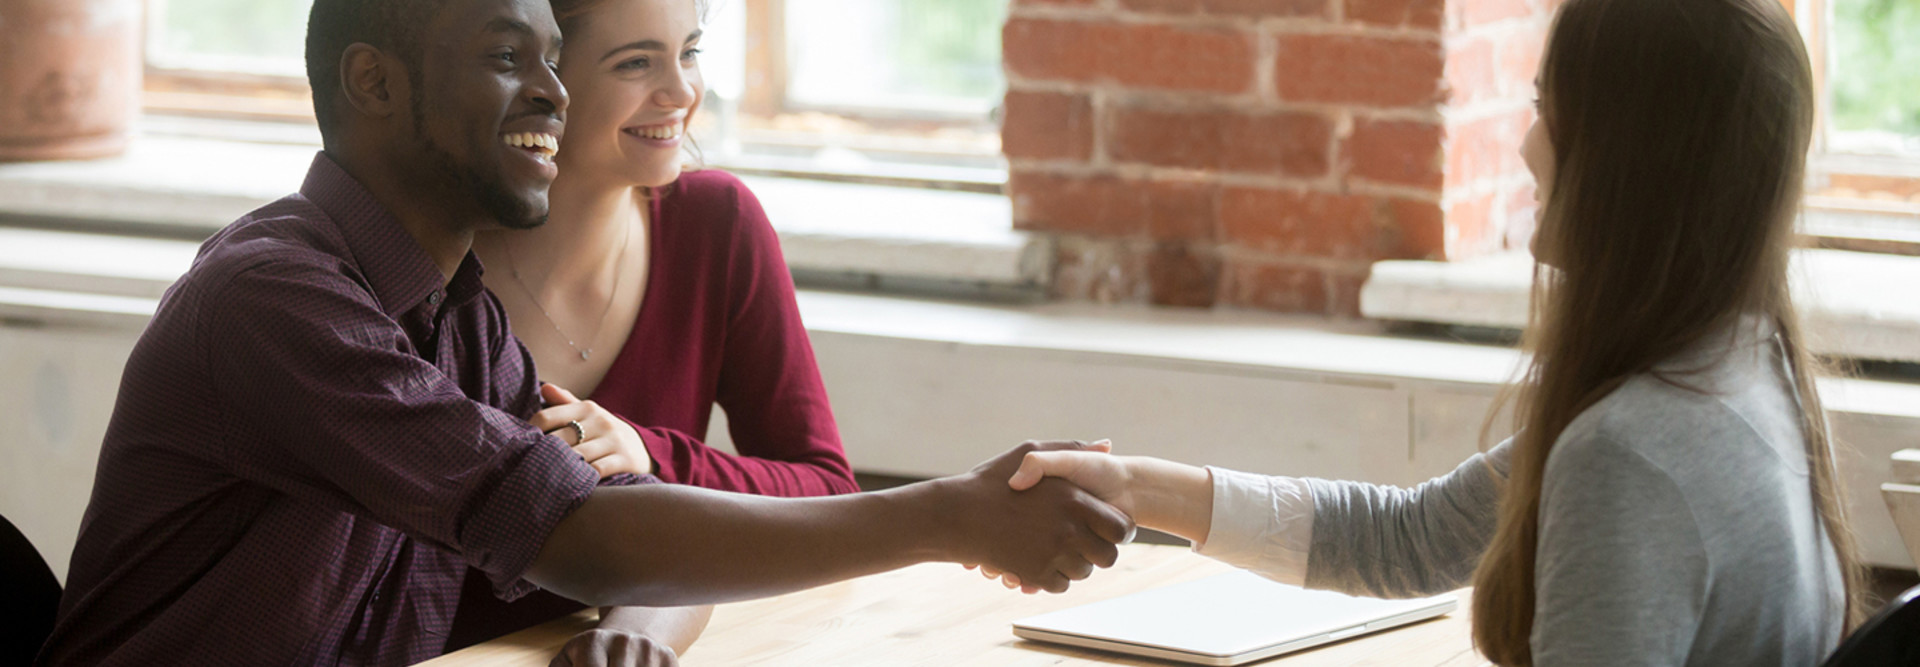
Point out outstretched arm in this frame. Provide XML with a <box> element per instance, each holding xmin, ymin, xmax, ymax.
<box><xmin>1008</xmin><ymin>441</ymin><xmax>1512</xmax><ymax>598</ymax></box>
<box><xmin>524</xmin><ymin>441</ymin><xmax>1133</xmax><ymax>607</ymax></box>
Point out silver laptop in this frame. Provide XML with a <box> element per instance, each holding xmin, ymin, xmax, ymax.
<box><xmin>1012</xmin><ymin>571</ymin><xmax>1457</xmax><ymax>666</ymax></box>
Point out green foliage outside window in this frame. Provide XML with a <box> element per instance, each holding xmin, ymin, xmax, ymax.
<box><xmin>892</xmin><ymin>0</ymin><xmax>1007</xmax><ymax>100</ymax></box>
<box><xmin>154</xmin><ymin>0</ymin><xmax>312</xmax><ymax>65</ymax></box>
<box><xmin>1830</xmin><ymin>0</ymin><xmax>1920</xmax><ymax>141</ymax></box>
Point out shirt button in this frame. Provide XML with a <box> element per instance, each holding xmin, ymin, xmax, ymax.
<box><xmin>427</xmin><ymin>291</ymin><xmax>443</xmax><ymax>306</ymax></box>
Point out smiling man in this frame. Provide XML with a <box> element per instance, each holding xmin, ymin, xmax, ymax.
<box><xmin>34</xmin><ymin>1</ymin><xmax>1127</xmax><ymax>665</ymax></box>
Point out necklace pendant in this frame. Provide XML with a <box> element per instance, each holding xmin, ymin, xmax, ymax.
<box><xmin>580</xmin><ymin>350</ymin><xmax>592</xmax><ymax>361</ymax></box>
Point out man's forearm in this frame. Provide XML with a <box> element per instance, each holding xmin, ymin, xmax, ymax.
<box><xmin>527</xmin><ymin>481</ymin><xmax>952</xmax><ymax>607</ymax></box>
<box><xmin>597</xmin><ymin>606</ymin><xmax>713</xmax><ymax>655</ymax></box>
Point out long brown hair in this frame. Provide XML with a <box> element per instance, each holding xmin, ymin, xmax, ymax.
<box><xmin>1470</xmin><ymin>0</ymin><xmax>1864</xmax><ymax>662</ymax></box>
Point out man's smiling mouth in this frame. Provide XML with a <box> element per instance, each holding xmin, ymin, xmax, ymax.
<box><xmin>503</xmin><ymin>132</ymin><xmax>559</xmax><ymax>161</ymax></box>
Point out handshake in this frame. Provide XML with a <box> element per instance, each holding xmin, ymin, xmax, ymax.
<box><xmin>936</xmin><ymin>439</ymin><xmax>1203</xmax><ymax>595</ymax></box>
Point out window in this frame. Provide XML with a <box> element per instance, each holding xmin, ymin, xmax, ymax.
<box><xmin>143</xmin><ymin>0</ymin><xmax>316</xmax><ymax>123</ymax></box>
<box><xmin>700</xmin><ymin>0</ymin><xmax>1007</xmax><ymax>190</ymax></box>
<box><xmin>1799</xmin><ymin>0</ymin><xmax>1920</xmax><ymax>252</ymax></box>
<box><xmin>1825</xmin><ymin>0</ymin><xmax>1920</xmax><ymax>159</ymax></box>
<box><xmin>136</xmin><ymin>0</ymin><xmax>1006</xmax><ymax>189</ymax></box>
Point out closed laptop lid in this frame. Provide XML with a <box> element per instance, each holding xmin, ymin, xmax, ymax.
<box><xmin>1013</xmin><ymin>570</ymin><xmax>1456</xmax><ymax>661</ymax></box>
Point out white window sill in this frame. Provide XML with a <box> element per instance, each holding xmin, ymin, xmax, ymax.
<box><xmin>0</xmin><ymin>130</ymin><xmax>1044</xmax><ymax>293</ymax></box>
<box><xmin>1360</xmin><ymin>248</ymin><xmax>1920</xmax><ymax>364</ymax></box>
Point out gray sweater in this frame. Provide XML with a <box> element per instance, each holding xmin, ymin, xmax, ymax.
<box><xmin>1298</xmin><ymin>320</ymin><xmax>1844</xmax><ymax>665</ymax></box>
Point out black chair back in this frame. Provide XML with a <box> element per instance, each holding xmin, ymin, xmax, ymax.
<box><xmin>1</xmin><ymin>514</ymin><xmax>61</xmax><ymax>665</ymax></box>
<box><xmin>1822</xmin><ymin>583</ymin><xmax>1920</xmax><ymax>667</ymax></box>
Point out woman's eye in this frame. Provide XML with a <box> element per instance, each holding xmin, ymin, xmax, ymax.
<box><xmin>618</xmin><ymin>57</ymin><xmax>650</xmax><ymax>71</ymax></box>
<box><xmin>682</xmin><ymin>48</ymin><xmax>702</xmax><ymax>61</ymax></box>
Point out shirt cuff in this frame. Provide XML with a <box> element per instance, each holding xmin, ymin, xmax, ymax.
<box><xmin>1193</xmin><ymin>467</ymin><xmax>1314</xmax><ymax>587</ymax></box>
<box><xmin>463</xmin><ymin>431</ymin><xmax>603</xmax><ymax>601</ymax></box>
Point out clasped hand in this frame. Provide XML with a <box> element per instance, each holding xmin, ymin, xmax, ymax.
<box><xmin>968</xmin><ymin>441</ymin><xmax>1145</xmax><ymax>593</ymax></box>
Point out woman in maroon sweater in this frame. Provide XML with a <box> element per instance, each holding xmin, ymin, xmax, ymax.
<box><xmin>453</xmin><ymin>0</ymin><xmax>855</xmax><ymax>652</ymax></box>
<box><xmin>472</xmin><ymin>0</ymin><xmax>856</xmax><ymax>498</ymax></box>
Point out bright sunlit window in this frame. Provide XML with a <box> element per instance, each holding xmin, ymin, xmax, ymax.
<box><xmin>147</xmin><ymin>0</ymin><xmax>309</xmax><ymax>77</ymax></box>
<box><xmin>138</xmin><ymin>0</ymin><xmax>1006</xmax><ymax>186</ymax></box>
<box><xmin>1803</xmin><ymin>0</ymin><xmax>1920</xmax><ymax>217</ymax></box>
<box><xmin>784</xmin><ymin>0</ymin><xmax>1006</xmax><ymax>118</ymax></box>
<box><xmin>1826</xmin><ymin>0</ymin><xmax>1920</xmax><ymax>158</ymax></box>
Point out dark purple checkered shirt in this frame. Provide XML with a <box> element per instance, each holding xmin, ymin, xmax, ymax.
<box><xmin>37</xmin><ymin>154</ymin><xmax>628</xmax><ymax>666</ymax></box>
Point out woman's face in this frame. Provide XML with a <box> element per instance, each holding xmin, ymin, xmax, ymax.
<box><xmin>555</xmin><ymin>0</ymin><xmax>704</xmax><ymax>190</ymax></box>
<box><xmin>1521</xmin><ymin>77</ymin><xmax>1556</xmax><ymax>256</ymax></box>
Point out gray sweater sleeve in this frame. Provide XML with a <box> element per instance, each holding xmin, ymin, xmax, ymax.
<box><xmin>1301</xmin><ymin>439</ymin><xmax>1510</xmax><ymax>598</ymax></box>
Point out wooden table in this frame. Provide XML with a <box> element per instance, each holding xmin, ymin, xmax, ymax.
<box><xmin>422</xmin><ymin>544</ymin><xmax>1486</xmax><ymax>666</ymax></box>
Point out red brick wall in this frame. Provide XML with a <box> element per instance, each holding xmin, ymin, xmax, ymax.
<box><xmin>1003</xmin><ymin>0</ymin><xmax>1555</xmax><ymax>314</ymax></box>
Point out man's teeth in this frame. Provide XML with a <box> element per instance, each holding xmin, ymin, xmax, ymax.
<box><xmin>633</xmin><ymin>124</ymin><xmax>682</xmax><ymax>140</ymax></box>
<box><xmin>503</xmin><ymin>132</ymin><xmax>559</xmax><ymax>157</ymax></box>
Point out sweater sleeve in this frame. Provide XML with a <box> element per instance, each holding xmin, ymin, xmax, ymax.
<box><xmin>1299</xmin><ymin>439</ymin><xmax>1511</xmax><ymax>598</ymax></box>
<box><xmin>637</xmin><ymin>172</ymin><xmax>858</xmax><ymax>497</ymax></box>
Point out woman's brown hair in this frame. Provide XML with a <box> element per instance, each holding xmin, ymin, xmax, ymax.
<box><xmin>1470</xmin><ymin>0</ymin><xmax>1864</xmax><ymax>662</ymax></box>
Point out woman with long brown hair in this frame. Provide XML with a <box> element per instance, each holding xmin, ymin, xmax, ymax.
<box><xmin>1002</xmin><ymin>0</ymin><xmax>1862</xmax><ymax>662</ymax></box>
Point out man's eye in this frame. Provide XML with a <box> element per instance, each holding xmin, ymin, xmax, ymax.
<box><xmin>494</xmin><ymin>50</ymin><xmax>517</xmax><ymax>64</ymax></box>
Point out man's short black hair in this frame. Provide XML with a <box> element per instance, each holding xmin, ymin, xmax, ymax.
<box><xmin>305</xmin><ymin>0</ymin><xmax>447</xmax><ymax>140</ymax></box>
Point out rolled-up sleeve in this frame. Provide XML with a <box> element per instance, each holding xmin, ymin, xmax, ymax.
<box><xmin>204</xmin><ymin>260</ymin><xmax>600</xmax><ymax>598</ymax></box>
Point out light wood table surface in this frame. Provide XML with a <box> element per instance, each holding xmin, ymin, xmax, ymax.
<box><xmin>422</xmin><ymin>544</ymin><xmax>1485</xmax><ymax>666</ymax></box>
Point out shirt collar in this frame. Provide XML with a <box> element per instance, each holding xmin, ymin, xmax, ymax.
<box><xmin>299</xmin><ymin>152</ymin><xmax>481</xmax><ymax>319</ymax></box>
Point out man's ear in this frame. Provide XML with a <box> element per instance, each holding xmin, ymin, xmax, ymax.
<box><xmin>339</xmin><ymin>43</ymin><xmax>405</xmax><ymax>121</ymax></box>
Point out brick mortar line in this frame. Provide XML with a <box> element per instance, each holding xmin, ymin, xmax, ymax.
<box><xmin>1005</xmin><ymin>6</ymin><xmax>1549</xmax><ymax>41</ymax></box>
<box><xmin>1008</xmin><ymin>160</ymin><xmax>1461</xmax><ymax>203</ymax></box>
<box><xmin>1004</xmin><ymin>79</ymin><xmax>1447</xmax><ymax>122</ymax></box>
<box><xmin>1344</xmin><ymin>180</ymin><xmax>1446</xmax><ymax>202</ymax></box>
<box><xmin>1006</xmin><ymin>7</ymin><xmax>1448</xmax><ymax>41</ymax></box>
<box><xmin>1010</xmin><ymin>161</ymin><xmax>1342</xmax><ymax>191</ymax></box>
<box><xmin>1053</xmin><ymin>236</ymin><xmax>1378</xmax><ymax>273</ymax></box>
<box><xmin>1254</xmin><ymin>30</ymin><xmax>1279</xmax><ymax>103</ymax></box>
<box><xmin>1215</xmin><ymin>247</ymin><xmax>1378</xmax><ymax>272</ymax></box>
<box><xmin>1090</xmin><ymin>87</ymin><xmax>1113</xmax><ymax>168</ymax></box>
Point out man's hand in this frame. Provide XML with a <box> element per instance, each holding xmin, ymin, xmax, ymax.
<box><xmin>533</xmin><ymin>383</ymin><xmax>655</xmax><ymax>478</ymax></box>
<box><xmin>935</xmin><ymin>440</ymin><xmax>1134</xmax><ymax>595</ymax></box>
<box><xmin>549</xmin><ymin>628</ymin><xmax>677</xmax><ymax>667</ymax></box>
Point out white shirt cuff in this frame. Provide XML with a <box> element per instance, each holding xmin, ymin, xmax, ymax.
<box><xmin>1192</xmin><ymin>467</ymin><xmax>1314</xmax><ymax>587</ymax></box>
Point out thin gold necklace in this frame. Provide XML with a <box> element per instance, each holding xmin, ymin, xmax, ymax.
<box><xmin>505</xmin><ymin>220</ymin><xmax>633</xmax><ymax>361</ymax></box>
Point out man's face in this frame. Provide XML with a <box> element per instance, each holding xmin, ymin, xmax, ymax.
<box><xmin>409</xmin><ymin>0</ymin><xmax>567</xmax><ymax>230</ymax></box>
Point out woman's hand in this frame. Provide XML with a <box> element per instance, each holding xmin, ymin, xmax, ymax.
<box><xmin>1008</xmin><ymin>440</ymin><xmax>1134</xmax><ymax>516</ymax></box>
<box><xmin>975</xmin><ymin>442</ymin><xmax>1214</xmax><ymax>591</ymax></box>
<box><xmin>532</xmin><ymin>383</ymin><xmax>656</xmax><ymax>478</ymax></box>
